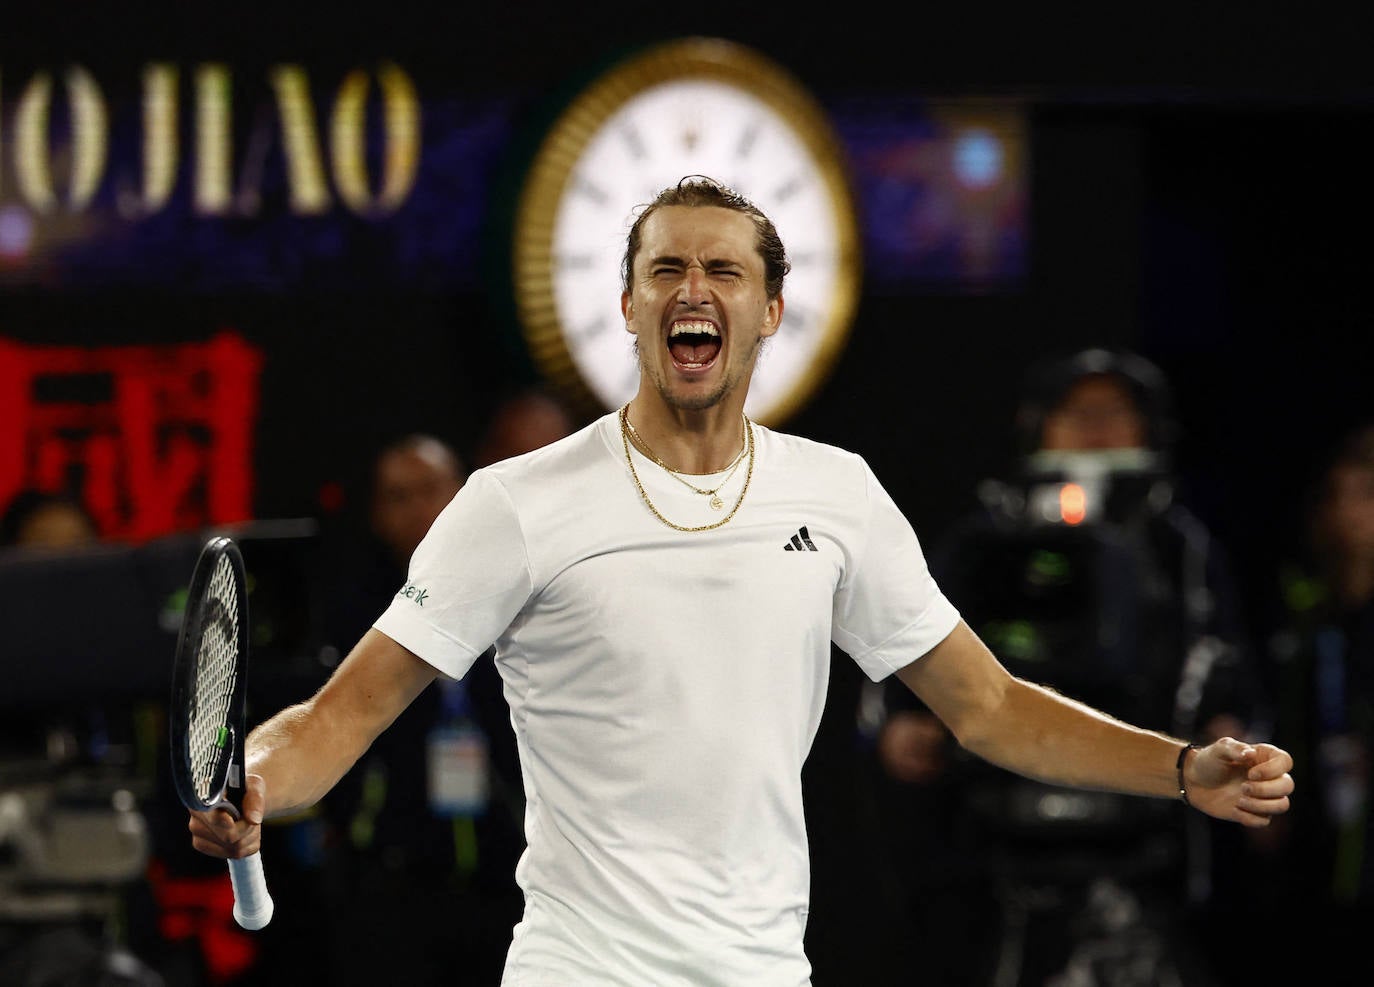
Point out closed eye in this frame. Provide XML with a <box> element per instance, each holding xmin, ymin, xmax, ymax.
<box><xmin>645</xmin><ymin>257</ymin><xmax>747</xmax><ymax>279</ymax></box>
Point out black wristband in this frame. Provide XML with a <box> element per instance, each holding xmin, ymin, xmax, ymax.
<box><xmin>1177</xmin><ymin>743</ymin><xmax>1199</xmax><ymax>806</ymax></box>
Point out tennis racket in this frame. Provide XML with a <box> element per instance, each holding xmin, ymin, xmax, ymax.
<box><xmin>169</xmin><ymin>534</ymin><xmax>274</xmax><ymax>930</ymax></box>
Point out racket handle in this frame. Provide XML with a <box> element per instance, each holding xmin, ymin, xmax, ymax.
<box><xmin>228</xmin><ymin>851</ymin><xmax>274</xmax><ymax>930</ymax></box>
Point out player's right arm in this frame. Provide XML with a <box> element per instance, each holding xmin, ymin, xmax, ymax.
<box><xmin>188</xmin><ymin>628</ymin><xmax>438</xmax><ymax>859</ymax></box>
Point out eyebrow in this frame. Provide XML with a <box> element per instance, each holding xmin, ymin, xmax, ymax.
<box><xmin>646</xmin><ymin>255</ymin><xmax>745</xmax><ymax>270</ymax></box>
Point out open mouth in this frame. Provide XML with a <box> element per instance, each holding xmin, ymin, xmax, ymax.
<box><xmin>667</xmin><ymin>320</ymin><xmax>722</xmax><ymax>370</ymax></box>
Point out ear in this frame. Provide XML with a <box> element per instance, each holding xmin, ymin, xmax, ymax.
<box><xmin>760</xmin><ymin>294</ymin><xmax>783</xmax><ymax>339</ymax></box>
<box><xmin>621</xmin><ymin>290</ymin><xmax>635</xmax><ymax>335</ymax></box>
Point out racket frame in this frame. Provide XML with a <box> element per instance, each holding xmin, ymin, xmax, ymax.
<box><xmin>170</xmin><ymin>535</ymin><xmax>250</xmax><ymax>815</ymax></box>
<box><xmin>169</xmin><ymin>534</ymin><xmax>273</xmax><ymax>929</ymax></box>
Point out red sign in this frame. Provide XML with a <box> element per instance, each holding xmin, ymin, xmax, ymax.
<box><xmin>0</xmin><ymin>332</ymin><xmax>262</xmax><ymax>540</ymax></box>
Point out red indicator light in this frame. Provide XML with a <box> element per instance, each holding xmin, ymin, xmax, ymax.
<box><xmin>1059</xmin><ymin>483</ymin><xmax>1087</xmax><ymax>525</ymax></box>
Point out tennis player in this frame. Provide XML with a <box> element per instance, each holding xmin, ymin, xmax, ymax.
<box><xmin>189</xmin><ymin>176</ymin><xmax>1294</xmax><ymax>985</ymax></box>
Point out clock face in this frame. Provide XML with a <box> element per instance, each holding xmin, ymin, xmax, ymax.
<box><xmin>514</xmin><ymin>38</ymin><xmax>860</xmax><ymax>427</ymax></box>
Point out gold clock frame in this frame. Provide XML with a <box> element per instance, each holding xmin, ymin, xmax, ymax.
<box><xmin>511</xmin><ymin>35</ymin><xmax>862</xmax><ymax>427</ymax></box>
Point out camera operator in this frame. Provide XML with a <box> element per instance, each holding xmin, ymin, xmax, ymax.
<box><xmin>874</xmin><ymin>348</ymin><xmax>1267</xmax><ymax>986</ymax></box>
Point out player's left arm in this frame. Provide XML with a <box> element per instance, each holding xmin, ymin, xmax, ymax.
<box><xmin>895</xmin><ymin>620</ymin><xmax>1294</xmax><ymax>827</ymax></box>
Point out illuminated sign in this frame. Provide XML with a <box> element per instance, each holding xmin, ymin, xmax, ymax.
<box><xmin>0</xmin><ymin>62</ymin><xmax>421</xmax><ymax>219</ymax></box>
<box><xmin>0</xmin><ymin>333</ymin><xmax>263</xmax><ymax>540</ymax></box>
<box><xmin>0</xmin><ymin>63</ymin><xmax>1026</xmax><ymax>291</ymax></box>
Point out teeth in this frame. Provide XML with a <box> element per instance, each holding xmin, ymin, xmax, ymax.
<box><xmin>670</xmin><ymin>321</ymin><xmax>719</xmax><ymax>337</ymax></box>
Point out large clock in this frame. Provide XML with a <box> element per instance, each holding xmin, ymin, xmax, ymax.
<box><xmin>511</xmin><ymin>36</ymin><xmax>861</xmax><ymax>427</ymax></box>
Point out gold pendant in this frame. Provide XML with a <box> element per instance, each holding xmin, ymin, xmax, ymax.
<box><xmin>709</xmin><ymin>493</ymin><xmax>724</xmax><ymax>511</ymax></box>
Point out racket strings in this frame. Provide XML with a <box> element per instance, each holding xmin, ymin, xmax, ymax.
<box><xmin>188</xmin><ymin>555</ymin><xmax>241</xmax><ymax>803</ymax></box>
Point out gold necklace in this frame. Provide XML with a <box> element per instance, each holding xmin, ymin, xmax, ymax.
<box><xmin>620</xmin><ymin>405</ymin><xmax>755</xmax><ymax>532</ymax></box>
<box><xmin>623</xmin><ymin>412</ymin><xmax>748</xmax><ymax>510</ymax></box>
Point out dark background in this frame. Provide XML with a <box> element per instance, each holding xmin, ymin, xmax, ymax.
<box><xmin>2</xmin><ymin>5</ymin><xmax>1371</xmax><ymax>984</ymax></box>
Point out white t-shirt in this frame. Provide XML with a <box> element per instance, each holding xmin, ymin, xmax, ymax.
<box><xmin>374</xmin><ymin>411</ymin><xmax>961</xmax><ymax>986</ymax></box>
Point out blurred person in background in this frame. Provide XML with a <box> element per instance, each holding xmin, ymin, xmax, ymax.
<box><xmin>0</xmin><ymin>487</ymin><xmax>103</xmax><ymax>761</ymax></box>
<box><xmin>371</xmin><ymin>435</ymin><xmax>468</xmax><ymax>572</ymax></box>
<box><xmin>1265</xmin><ymin>422</ymin><xmax>1374</xmax><ymax>984</ymax></box>
<box><xmin>874</xmin><ymin>348</ymin><xmax>1267</xmax><ymax>986</ymax></box>
<box><xmin>0</xmin><ymin>489</ymin><xmax>100</xmax><ymax>550</ymax></box>
<box><xmin>474</xmin><ymin>385</ymin><xmax>581</xmax><ymax>470</ymax></box>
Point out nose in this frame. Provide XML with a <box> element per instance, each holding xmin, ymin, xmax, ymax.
<box><xmin>677</xmin><ymin>265</ymin><xmax>711</xmax><ymax>307</ymax></box>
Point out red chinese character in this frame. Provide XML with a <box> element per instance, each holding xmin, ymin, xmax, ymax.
<box><xmin>0</xmin><ymin>332</ymin><xmax>263</xmax><ymax>540</ymax></box>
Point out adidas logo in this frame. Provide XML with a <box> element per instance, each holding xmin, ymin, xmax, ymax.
<box><xmin>783</xmin><ymin>525</ymin><xmax>818</xmax><ymax>552</ymax></box>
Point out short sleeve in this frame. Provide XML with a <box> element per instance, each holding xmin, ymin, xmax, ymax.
<box><xmin>373</xmin><ymin>470</ymin><xmax>534</xmax><ymax>679</ymax></box>
<box><xmin>832</xmin><ymin>461</ymin><xmax>961</xmax><ymax>682</ymax></box>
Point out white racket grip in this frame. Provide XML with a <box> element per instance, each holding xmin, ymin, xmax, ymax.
<box><xmin>228</xmin><ymin>852</ymin><xmax>274</xmax><ymax>930</ymax></box>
